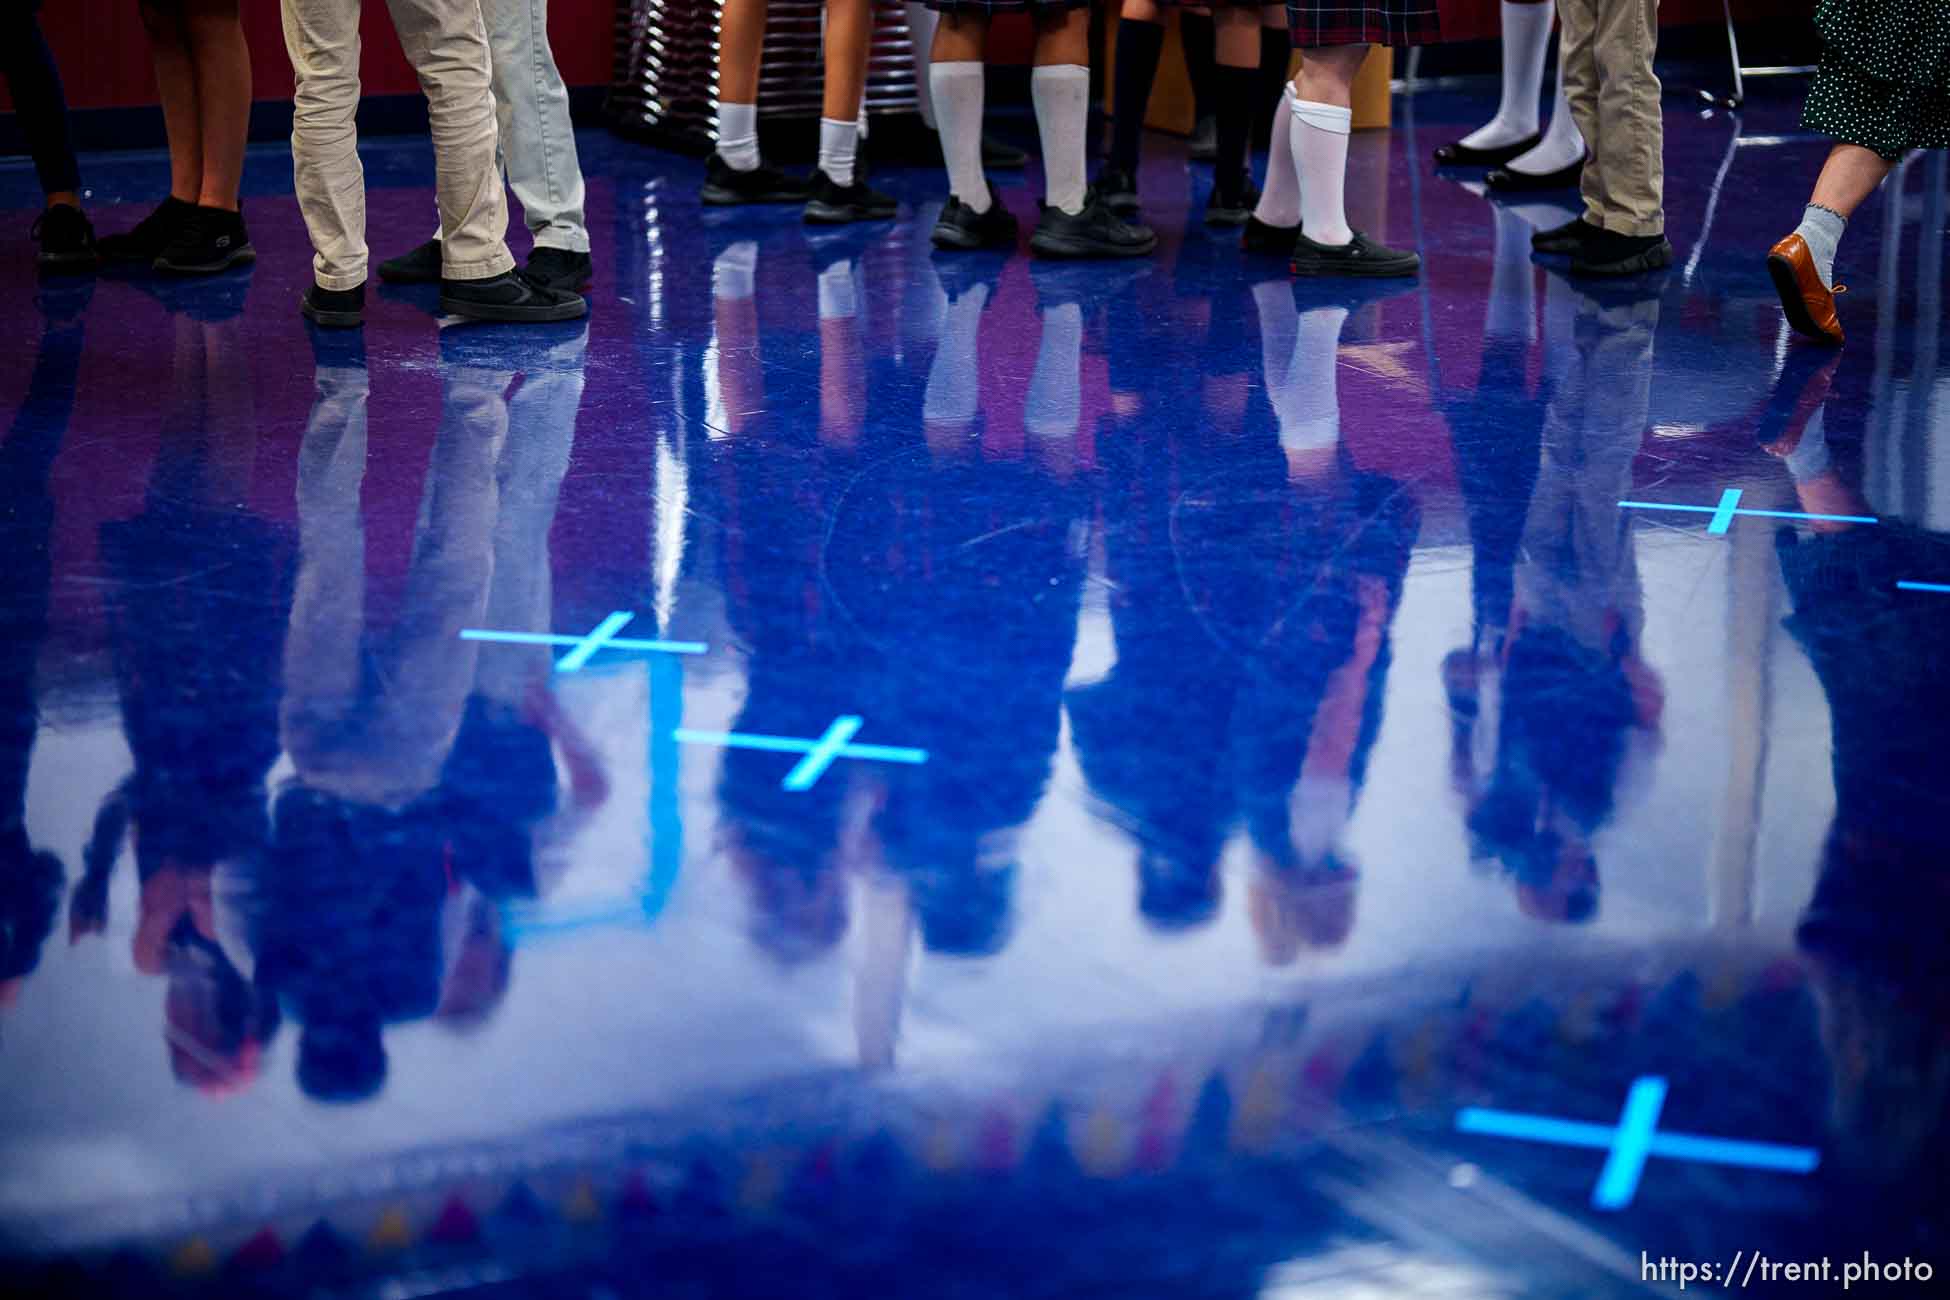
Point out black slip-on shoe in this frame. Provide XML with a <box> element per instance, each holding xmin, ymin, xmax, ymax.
<box><xmin>701</xmin><ymin>154</ymin><xmax>811</xmax><ymax>206</ymax></box>
<box><xmin>932</xmin><ymin>188</ymin><xmax>1019</xmax><ymax>251</ymax></box>
<box><xmin>379</xmin><ymin>238</ymin><xmax>444</xmax><ymax>284</ymax></box>
<box><xmin>1092</xmin><ymin>167</ymin><xmax>1140</xmax><ymax>216</ymax></box>
<box><xmin>1031</xmin><ymin>195</ymin><xmax>1158</xmax><ymax>260</ymax></box>
<box><xmin>1288</xmin><ymin>230</ymin><xmax>1419</xmax><ymax>278</ymax></box>
<box><xmin>301</xmin><ymin>282</ymin><xmax>366</xmax><ymax>328</ymax></box>
<box><xmin>804</xmin><ymin>169</ymin><xmax>898</xmax><ymax>224</ymax></box>
<box><xmin>153</xmin><ymin>205</ymin><xmax>255</xmax><ymax>275</ymax></box>
<box><xmin>1205</xmin><ymin>173</ymin><xmax>1260</xmax><ymax>228</ymax></box>
<box><xmin>1531</xmin><ymin>216</ymin><xmax>1602</xmax><ymax>255</ymax></box>
<box><xmin>525</xmin><ymin>246</ymin><xmax>594</xmax><ymax>292</ymax></box>
<box><xmin>1433</xmin><ymin>133</ymin><xmax>1542</xmax><ymax>168</ymax></box>
<box><xmin>1570</xmin><ymin>231</ymin><xmax>1673</xmax><ymax>278</ymax></box>
<box><xmin>33</xmin><ymin>204</ymin><xmax>98</xmax><ymax>273</ymax></box>
<box><xmin>97</xmin><ymin>196</ymin><xmax>193</xmax><ymax>264</ymax></box>
<box><xmin>1242</xmin><ymin>215</ymin><xmax>1301</xmax><ymax>257</ymax></box>
<box><xmin>1486</xmin><ymin>155</ymin><xmax>1586</xmax><ymax>192</ymax></box>
<box><xmin>440</xmin><ymin>269</ymin><xmax>588</xmax><ymax>322</ymax></box>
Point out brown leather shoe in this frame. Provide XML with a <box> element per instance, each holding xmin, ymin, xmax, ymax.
<box><xmin>1767</xmin><ymin>233</ymin><xmax>1845</xmax><ymax>346</ymax></box>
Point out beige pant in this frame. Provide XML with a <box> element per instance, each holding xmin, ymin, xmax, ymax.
<box><xmin>281</xmin><ymin>0</ymin><xmax>515</xmax><ymax>290</ymax></box>
<box><xmin>1558</xmin><ymin>0</ymin><xmax>1664</xmax><ymax>237</ymax></box>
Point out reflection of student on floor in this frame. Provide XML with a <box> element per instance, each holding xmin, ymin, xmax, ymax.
<box><xmin>1445</xmin><ymin>280</ymin><xmax>1665</xmax><ymax>924</ymax></box>
<box><xmin>257</xmin><ymin>327</ymin><xmax>597</xmax><ymax>1100</ymax></box>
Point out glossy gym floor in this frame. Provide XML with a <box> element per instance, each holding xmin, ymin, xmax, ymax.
<box><xmin>2</xmin><ymin>80</ymin><xmax>1947</xmax><ymax>1298</ymax></box>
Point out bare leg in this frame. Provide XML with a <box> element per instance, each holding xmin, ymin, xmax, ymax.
<box><xmin>1809</xmin><ymin>143</ymin><xmax>1898</xmax><ymax>219</ymax></box>
<box><xmin>719</xmin><ymin>0</ymin><xmax>766</xmax><ymax>104</ymax></box>
<box><xmin>933</xmin><ymin>11</ymin><xmax>989</xmax><ymax>62</ymax></box>
<box><xmin>140</xmin><ymin>1</ymin><xmax>203</xmax><ymax>204</ymax></box>
<box><xmin>1294</xmin><ymin>43</ymin><xmax>1368</xmax><ymax>108</ymax></box>
<box><xmin>184</xmin><ymin>0</ymin><xmax>250</xmax><ymax>210</ymax></box>
<box><xmin>822</xmin><ymin>0</ymin><xmax>871</xmax><ymax>123</ymax></box>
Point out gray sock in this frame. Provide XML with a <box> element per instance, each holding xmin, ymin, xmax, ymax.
<box><xmin>1794</xmin><ymin>203</ymin><xmax>1847</xmax><ymax>290</ymax></box>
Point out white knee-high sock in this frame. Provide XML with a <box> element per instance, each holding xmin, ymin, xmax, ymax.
<box><xmin>1032</xmin><ymin>64</ymin><xmax>1089</xmax><ymax>216</ymax></box>
<box><xmin>1254</xmin><ymin>279</ymin><xmax>1299</xmax><ymax>391</ymax></box>
<box><xmin>932</xmin><ymin>61</ymin><xmax>990</xmax><ymax>212</ymax></box>
<box><xmin>1276</xmin><ymin>306</ymin><xmax>1347</xmax><ymax>452</ymax></box>
<box><xmin>1459</xmin><ymin>0</ymin><xmax>1550</xmax><ymax>151</ymax></box>
<box><xmin>1506</xmin><ymin>52</ymin><xmax>1585</xmax><ymax>175</ymax></box>
<box><xmin>1253</xmin><ymin>84</ymin><xmax>1303</xmax><ymax>228</ymax></box>
<box><xmin>819</xmin><ymin>118</ymin><xmax>861</xmax><ymax>186</ymax></box>
<box><xmin>906</xmin><ymin>3</ymin><xmax>940</xmax><ymax>128</ymax></box>
<box><xmin>1291</xmin><ymin>97</ymin><xmax>1352</xmax><ymax>246</ymax></box>
<box><xmin>718</xmin><ymin>101</ymin><xmax>761</xmax><ymax>171</ymax></box>
<box><xmin>1026</xmin><ymin>302</ymin><xmax>1083</xmax><ymax>438</ymax></box>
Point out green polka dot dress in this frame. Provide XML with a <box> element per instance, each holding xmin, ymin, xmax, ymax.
<box><xmin>1802</xmin><ymin>0</ymin><xmax>1950</xmax><ymax>159</ymax></box>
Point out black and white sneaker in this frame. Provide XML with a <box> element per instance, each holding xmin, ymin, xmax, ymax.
<box><xmin>154</xmin><ymin>205</ymin><xmax>255</xmax><ymax>275</ymax></box>
<box><xmin>1242</xmin><ymin>215</ymin><xmax>1300</xmax><ymax>258</ymax></box>
<box><xmin>525</xmin><ymin>247</ymin><xmax>594</xmax><ymax>292</ymax></box>
<box><xmin>379</xmin><ymin>238</ymin><xmax>444</xmax><ymax>284</ymax></box>
<box><xmin>701</xmin><ymin>154</ymin><xmax>811</xmax><ymax>206</ymax></box>
<box><xmin>32</xmin><ymin>203</ymin><xmax>98</xmax><ymax>273</ymax></box>
<box><xmin>97</xmin><ymin>196</ymin><xmax>194</xmax><ymax>264</ymax></box>
<box><xmin>1531</xmin><ymin>216</ymin><xmax>1600</xmax><ymax>256</ymax></box>
<box><xmin>804</xmin><ymin>170</ymin><xmax>898</xmax><ymax>224</ymax></box>
<box><xmin>1030</xmin><ymin>195</ymin><xmax>1158</xmax><ymax>260</ymax></box>
<box><xmin>1204</xmin><ymin>173</ymin><xmax>1260</xmax><ymax>228</ymax></box>
<box><xmin>1289</xmin><ymin>230</ymin><xmax>1419</xmax><ymax>278</ymax></box>
<box><xmin>1092</xmin><ymin>167</ymin><xmax>1140</xmax><ymax>216</ymax></box>
<box><xmin>932</xmin><ymin>187</ymin><xmax>1019</xmax><ymax>251</ymax></box>
<box><xmin>301</xmin><ymin>282</ymin><xmax>365</xmax><ymax>329</ymax></box>
<box><xmin>441</xmin><ymin>269</ymin><xmax>588</xmax><ymax>323</ymax></box>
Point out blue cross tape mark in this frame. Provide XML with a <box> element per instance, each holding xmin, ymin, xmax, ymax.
<box><xmin>1897</xmin><ymin>581</ymin><xmax>1950</xmax><ymax>594</ymax></box>
<box><xmin>1619</xmin><ymin>490</ymin><xmax>1878</xmax><ymax>533</ymax></box>
<box><xmin>1456</xmin><ymin>1075</ymin><xmax>1820</xmax><ymax>1210</ymax></box>
<box><xmin>673</xmin><ymin>715</ymin><xmax>928</xmax><ymax>791</ymax></box>
<box><xmin>460</xmin><ymin>611</ymin><xmax>707</xmax><ymax>673</ymax></box>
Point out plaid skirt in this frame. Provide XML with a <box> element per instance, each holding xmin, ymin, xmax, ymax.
<box><xmin>924</xmin><ymin>0</ymin><xmax>1091</xmax><ymax>14</ymax></box>
<box><xmin>1289</xmin><ymin>0</ymin><xmax>1442</xmax><ymax>48</ymax></box>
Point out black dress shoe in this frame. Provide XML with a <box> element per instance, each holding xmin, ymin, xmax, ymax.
<box><xmin>1093</xmin><ymin>167</ymin><xmax>1140</xmax><ymax>215</ymax></box>
<box><xmin>1486</xmin><ymin>155</ymin><xmax>1586</xmax><ymax>192</ymax></box>
<box><xmin>932</xmin><ymin>187</ymin><xmax>1019</xmax><ymax>251</ymax></box>
<box><xmin>1570</xmin><ymin>231</ymin><xmax>1673</xmax><ymax>278</ymax></box>
<box><xmin>1289</xmin><ymin>230</ymin><xmax>1419</xmax><ymax>278</ymax></box>
<box><xmin>1204</xmin><ymin>173</ymin><xmax>1260</xmax><ymax>228</ymax></box>
<box><xmin>379</xmin><ymin>238</ymin><xmax>444</xmax><ymax>284</ymax></box>
<box><xmin>803</xmin><ymin>170</ymin><xmax>898</xmax><ymax>224</ymax></box>
<box><xmin>526</xmin><ymin>247</ymin><xmax>593</xmax><ymax>292</ymax></box>
<box><xmin>1531</xmin><ymin>216</ymin><xmax>1601</xmax><ymax>255</ymax></box>
<box><xmin>1030</xmin><ymin>195</ymin><xmax>1158</xmax><ymax>260</ymax></box>
<box><xmin>440</xmin><ymin>269</ymin><xmax>588</xmax><ymax>322</ymax></box>
<box><xmin>301</xmin><ymin>282</ymin><xmax>365</xmax><ymax>328</ymax></box>
<box><xmin>700</xmin><ymin>154</ymin><xmax>811</xmax><ymax>205</ymax></box>
<box><xmin>1243</xmin><ymin>215</ymin><xmax>1300</xmax><ymax>258</ymax></box>
<box><xmin>1433</xmin><ymin>133</ymin><xmax>1542</xmax><ymax>168</ymax></box>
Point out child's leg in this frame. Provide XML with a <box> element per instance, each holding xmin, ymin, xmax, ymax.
<box><xmin>1455</xmin><ymin>0</ymin><xmax>1550</xmax><ymax>153</ymax></box>
<box><xmin>1031</xmin><ymin>6</ymin><xmax>1091</xmax><ymax>216</ymax></box>
<box><xmin>1107</xmin><ymin>0</ymin><xmax>1164</xmax><ymax>177</ymax></box>
<box><xmin>183</xmin><ymin>0</ymin><xmax>250</xmax><ymax>210</ymax></box>
<box><xmin>819</xmin><ymin>0</ymin><xmax>874</xmax><ymax>185</ymax></box>
<box><xmin>1289</xmin><ymin>44</ymin><xmax>1365</xmax><ymax>245</ymax></box>
<box><xmin>140</xmin><ymin>1</ymin><xmax>204</xmax><ymax>204</ymax></box>
<box><xmin>931</xmin><ymin>12</ymin><xmax>992</xmax><ymax>208</ymax></box>
<box><xmin>717</xmin><ymin>0</ymin><xmax>767</xmax><ymax>169</ymax></box>
<box><xmin>1211</xmin><ymin>7</ymin><xmax>1260</xmax><ymax>195</ymax></box>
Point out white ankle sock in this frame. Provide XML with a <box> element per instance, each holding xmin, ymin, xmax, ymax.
<box><xmin>1031</xmin><ymin>64</ymin><xmax>1090</xmax><ymax>216</ymax></box>
<box><xmin>1027</xmin><ymin>302</ymin><xmax>1083</xmax><ymax>438</ymax></box>
<box><xmin>1459</xmin><ymin>0</ymin><xmax>1550</xmax><ymax>151</ymax></box>
<box><xmin>1254</xmin><ymin>84</ymin><xmax>1303</xmax><ymax>228</ymax></box>
<box><xmin>714</xmin><ymin>241</ymin><xmax>757</xmax><ymax>300</ymax></box>
<box><xmin>932</xmin><ymin>61</ymin><xmax>990</xmax><ymax>213</ymax></box>
<box><xmin>718</xmin><ymin>101</ymin><xmax>761</xmax><ymax>172</ymax></box>
<box><xmin>1795</xmin><ymin>203</ymin><xmax>1847</xmax><ymax>289</ymax></box>
<box><xmin>1506</xmin><ymin>57</ymin><xmax>1585</xmax><ymax>175</ymax></box>
<box><xmin>1291</xmin><ymin>97</ymin><xmax>1352</xmax><ymax>246</ymax></box>
<box><xmin>906</xmin><ymin>4</ymin><xmax>940</xmax><ymax>128</ymax></box>
<box><xmin>819</xmin><ymin>118</ymin><xmax>861</xmax><ymax>187</ymax></box>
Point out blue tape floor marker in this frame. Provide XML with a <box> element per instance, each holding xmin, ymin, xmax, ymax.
<box><xmin>673</xmin><ymin>716</ymin><xmax>928</xmax><ymax>791</ymax></box>
<box><xmin>461</xmin><ymin>611</ymin><xmax>707</xmax><ymax>673</ymax></box>
<box><xmin>1619</xmin><ymin>490</ymin><xmax>1877</xmax><ymax>533</ymax></box>
<box><xmin>1456</xmin><ymin>1075</ymin><xmax>1820</xmax><ymax>1210</ymax></box>
<box><xmin>1897</xmin><ymin>581</ymin><xmax>1950</xmax><ymax>594</ymax></box>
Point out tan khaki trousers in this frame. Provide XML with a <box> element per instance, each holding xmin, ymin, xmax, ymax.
<box><xmin>281</xmin><ymin>0</ymin><xmax>516</xmax><ymax>290</ymax></box>
<box><xmin>1558</xmin><ymin>0</ymin><xmax>1665</xmax><ymax>237</ymax></box>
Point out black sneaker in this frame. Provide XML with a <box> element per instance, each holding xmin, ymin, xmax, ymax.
<box><xmin>97</xmin><ymin>195</ymin><xmax>194</xmax><ymax>264</ymax></box>
<box><xmin>1205</xmin><ymin>174</ymin><xmax>1260</xmax><ymax>228</ymax></box>
<box><xmin>301</xmin><ymin>282</ymin><xmax>366</xmax><ymax>329</ymax></box>
<box><xmin>440</xmin><ymin>268</ymin><xmax>588</xmax><ymax>323</ymax></box>
<box><xmin>932</xmin><ymin>188</ymin><xmax>1019</xmax><ymax>251</ymax></box>
<box><xmin>701</xmin><ymin>154</ymin><xmax>811</xmax><ymax>206</ymax></box>
<box><xmin>1289</xmin><ymin>230</ymin><xmax>1419</xmax><ymax>278</ymax></box>
<box><xmin>154</xmin><ymin>205</ymin><xmax>255</xmax><ymax>274</ymax></box>
<box><xmin>1093</xmin><ymin>167</ymin><xmax>1140</xmax><ymax>216</ymax></box>
<box><xmin>33</xmin><ymin>204</ymin><xmax>98</xmax><ymax>273</ymax></box>
<box><xmin>1570</xmin><ymin>230</ymin><xmax>1673</xmax><ymax>278</ymax></box>
<box><xmin>525</xmin><ymin>246</ymin><xmax>593</xmax><ymax>292</ymax></box>
<box><xmin>1531</xmin><ymin>216</ymin><xmax>1600</xmax><ymax>255</ymax></box>
<box><xmin>1030</xmin><ymin>195</ymin><xmax>1158</xmax><ymax>260</ymax></box>
<box><xmin>804</xmin><ymin>170</ymin><xmax>898</xmax><ymax>224</ymax></box>
<box><xmin>378</xmin><ymin>238</ymin><xmax>444</xmax><ymax>284</ymax></box>
<box><xmin>1242</xmin><ymin>215</ymin><xmax>1300</xmax><ymax>258</ymax></box>
<box><xmin>1187</xmin><ymin>115</ymin><xmax>1218</xmax><ymax>163</ymax></box>
<box><xmin>982</xmin><ymin>134</ymin><xmax>1029</xmax><ymax>170</ymax></box>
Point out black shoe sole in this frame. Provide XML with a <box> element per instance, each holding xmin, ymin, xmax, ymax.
<box><xmin>1290</xmin><ymin>251</ymin><xmax>1420</xmax><ymax>279</ymax></box>
<box><xmin>301</xmin><ymin>300</ymin><xmax>364</xmax><ymax>328</ymax></box>
<box><xmin>805</xmin><ymin>200</ymin><xmax>898</xmax><ymax>225</ymax></box>
<box><xmin>1029</xmin><ymin>228</ymin><xmax>1158</xmax><ymax>260</ymax></box>
<box><xmin>1434</xmin><ymin>133</ymin><xmax>1544</xmax><ymax>168</ymax></box>
<box><xmin>154</xmin><ymin>244</ymin><xmax>256</xmax><ymax>275</ymax></box>
<box><xmin>440</xmin><ymin>293</ymin><xmax>589</xmax><ymax>323</ymax></box>
<box><xmin>1767</xmin><ymin>252</ymin><xmax>1844</xmax><ymax>346</ymax></box>
<box><xmin>1570</xmin><ymin>240</ymin><xmax>1673</xmax><ymax>278</ymax></box>
<box><xmin>701</xmin><ymin>184</ymin><xmax>810</xmax><ymax>206</ymax></box>
<box><xmin>1486</xmin><ymin>158</ymin><xmax>1585</xmax><ymax>192</ymax></box>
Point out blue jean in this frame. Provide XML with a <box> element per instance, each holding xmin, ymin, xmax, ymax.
<box><xmin>1</xmin><ymin>0</ymin><xmax>82</xmax><ymax>196</ymax></box>
<box><xmin>484</xmin><ymin>0</ymin><xmax>588</xmax><ymax>251</ymax></box>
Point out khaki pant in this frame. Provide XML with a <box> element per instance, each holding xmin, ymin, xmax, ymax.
<box><xmin>281</xmin><ymin>0</ymin><xmax>515</xmax><ymax>290</ymax></box>
<box><xmin>1558</xmin><ymin>0</ymin><xmax>1664</xmax><ymax>237</ymax></box>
